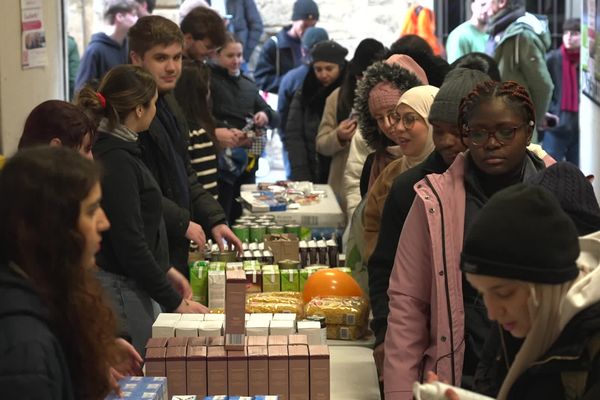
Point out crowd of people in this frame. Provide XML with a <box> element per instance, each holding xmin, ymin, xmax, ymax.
<box><xmin>0</xmin><ymin>0</ymin><xmax>597</xmax><ymax>399</ymax></box>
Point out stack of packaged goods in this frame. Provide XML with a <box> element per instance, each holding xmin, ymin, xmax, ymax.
<box><xmin>304</xmin><ymin>296</ymin><xmax>369</xmax><ymax>341</ymax></box>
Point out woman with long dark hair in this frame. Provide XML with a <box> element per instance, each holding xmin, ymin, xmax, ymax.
<box><xmin>0</xmin><ymin>147</ymin><xmax>119</xmax><ymax>399</ymax></box>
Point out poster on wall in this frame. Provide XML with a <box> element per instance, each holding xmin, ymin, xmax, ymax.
<box><xmin>21</xmin><ymin>0</ymin><xmax>47</xmax><ymax>69</ymax></box>
<box><xmin>582</xmin><ymin>0</ymin><xmax>600</xmax><ymax>105</ymax></box>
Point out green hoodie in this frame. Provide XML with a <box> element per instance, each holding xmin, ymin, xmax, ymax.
<box><xmin>494</xmin><ymin>13</ymin><xmax>553</xmax><ymax>141</ymax></box>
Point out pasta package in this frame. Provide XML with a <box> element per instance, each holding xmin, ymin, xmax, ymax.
<box><xmin>304</xmin><ymin>296</ymin><xmax>368</xmax><ymax>326</ymax></box>
<box><xmin>246</xmin><ymin>291</ymin><xmax>304</xmax><ymax>317</ymax></box>
<box><xmin>326</xmin><ymin>324</ymin><xmax>367</xmax><ymax>340</ymax></box>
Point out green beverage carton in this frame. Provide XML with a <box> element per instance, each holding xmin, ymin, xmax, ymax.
<box><xmin>261</xmin><ymin>264</ymin><xmax>280</xmax><ymax>292</ymax></box>
<box><xmin>208</xmin><ymin>262</ymin><xmax>226</xmax><ymax>309</ymax></box>
<box><xmin>299</xmin><ymin>265</ymin><xmax>326</xmax><ymax>292</ymax></box>
<box><xmin>333</xmin><ymin>266</ymin><xmax>352</xmax><ymax>276</ymax></box>
<box><xmin>189</xmin><ymin>260</ymin><xmax>209</xmax><ymax>305</ymax></box>
<box><xmin>280</xmin><ymin>268</ymin><xmax>300</xmax><ymax>292</ymax></box>
<box><xmin>243</xmin><ymin>260</ymin><xmax>262</xmax><ymax>270</ymax></box>
<box><xmin>226</xmin><ymin>261</ymin><xmax>244</xmax><ymax>271</ymax></box>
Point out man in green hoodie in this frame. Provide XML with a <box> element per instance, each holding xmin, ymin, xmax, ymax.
<box><xmin>486</xmin><ymin>0</ymin><xmax>553</xmax><ymax>142</ymax></box>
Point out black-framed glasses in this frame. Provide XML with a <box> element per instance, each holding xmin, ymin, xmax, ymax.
<box><xmin>464</xmin><ymin>122</ymin><xmax>533</xmax><ymax>147</ymax></box>
<box><xmin>389</xmin><ymin>111</ymin><xmax>420</xmax><ymax>130</ymax></box>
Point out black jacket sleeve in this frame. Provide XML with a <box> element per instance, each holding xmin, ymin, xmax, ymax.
<box><xmin>186</xmin><ymin>155</ymin><xmax>228</xmax><ymax>229</ymax></box>
<box><xmin>102</xmin><ymin>155</ymin><xmax>182</xmax><ymax>311</ymax></box>
<box><xmin>254</xmin><ymin>37</ymin><xmax>279</xmax><ymax>93</ymax></box>
<box><xmin>285</xmin><ymin>91</ymin><xmax>312</xmax><ymax>181</ymax></box>
<box><xmin>368</xmin><ymin>170</ymin><xmax>420</xmax><ymax>346</ymax></box>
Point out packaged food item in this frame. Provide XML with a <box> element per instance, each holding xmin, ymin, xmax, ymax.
<box><xmin>246</xmin><ymin>292</ymin><xmax>304</xmax><ymax>317</ymax></box>
<box><xmin>299</xmin><ymin>265</ymin><xmax>326</xmax><ymax>292</ymax></box>
<box><xmin>190</xmin><ymin>261</ymin><xmax>209</xmax><ymax>305</ymax></box>
<box><xmin>208</xmin><ymin>263</ymin><xmax>226</xmax><ymax>310</ymax></box>
<box><xmin>308</xmin><ymin>346</ymin><xmax>330</xmax><ymax>400</ymax></box>
<box><xmin>104</xmin><ymin>376</ymin><xmax>167</xmax><ymax>400</ymax></box>
<box><xmin>304</xmin><ymin>296</ymin><xmax>368</xmax><ymax>326</ymax></box>
<box><xmin>326</xmin><ymin>324</ymin><xmax>367</xmax><ymax>340</ymax></box>
<box><xmin>261</xmin><ymin>264</ymin><xmax>280</xmax><ymax>292</ymax></box>
<box><xmin>280</xmin><ymin>268</ymin><xmax>299</xmax><ymax>292</ymax></box>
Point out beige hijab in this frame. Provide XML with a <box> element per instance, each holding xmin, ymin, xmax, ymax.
<box><xmin>393</xmin><ymin>84</ymin><xmax>438</xmax><ymax>173</ymax></box>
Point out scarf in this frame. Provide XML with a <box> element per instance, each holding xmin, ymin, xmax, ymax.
<box><xmin>367</xmin><ymin>146</ymin><xmax>403</xmax><ymax>190</ymax></box>
<box><xmin>98</xmin><ymin>118</ymin><xmax>138</xmax><ymax>142</ymax></box>
<box><xmin>561</xmin><ymin>44</ymin><xmax>580</xmax><ymax>112</ymax></box>
<box><xmin>300</xmin><ymin>63</ymin><xmax>346</xmax><ymax>113</ymax></box>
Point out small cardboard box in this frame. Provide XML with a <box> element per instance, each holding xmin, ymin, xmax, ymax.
<box><xmin>264</xmin><ymin>234</ymin><xmax>299</xmax><ymax>263</ymax></box>
<box><xmin>288</xmin><ymin>345</ymin><xmax>309</xmax><ymax>400</ymax></box>
<box><xmin>267</xmin><ymin>335</ymin><xmax>288</xmax><ymax>346</ymax></box>
<box><xmin>249</xmin><ymin>313</ymin><xmax>273</xmax><ymax>321</ymax></box>
<box><xmin>296</xmin><ymin>321</ymin><xmax>322</xmax><ymax>345</ymax></box>
<box><xmin>186</xmin><ymin>345</ymin><xmax>207</xmax><ymax>398</ymax></box>
<box><xmin>309</xmin><ymin>345</ymin><xmax>330</xmax><ymax>400</ymax></box>
<box><xmin>198</xmin><ymin>321</ymin><xmax>223</xmax><ymax>337</ymax></box>
<box><xmin>245</xmin><ymin>319</ymin><xmax>270</xmax><ymax>336</ymax></box>
<box><xmin>166</xmin><ymin>346</ymin><xmax>187</xmax><ymax>397</ymax></box>
<box><xmin>268</xmin><ymin>345</ymin><xmax>289</xmax><ymax>400</ymax></box>
<box><xmin>180</xmin><ymin>313</ymin><xmax>205</xmax><ymax>321</ymax></box>
<box><xmin>144</xmin><ymin>347</ymin><xmax>166</xmax><ymax>378</ymax></box>
<box><xmin>152</xmin><ymin>316</ymin><xmax>180</xmax><ymax>338</ymax></box>
<box><xmin>206</xmin><ymin>346</ymin><xmax>228</xmax><ymax>395</ymax></box>
<box><xmin>204</xmin><ymin>314</ymin><xmax>226</xmax><ymax>322</ymax></box>
<box><xmin>280</xmin><ymin>269</ymin><xmax>299</xmax><ymax>292</ymax></box>
<box><xmin>247</xmin><ymin>346</ymin><xmax>269</xmax><ymax>397</ymax></box>
<box><xmin>225</xmin><ymin>269</ymin><xmax>247</xmax><ymax>351</ymax></box>
<box><xmin>175</xmin><ymin>320</ymin><xmax>200</xmax><ymax>337</ymax></box>
<box><xmin>269</xmin><ymin>320</ymin><xmax>295</xmax><ymax>336</ymax></box>
<box><xmin>145</xmin><ymin>337</ymin><xmax>168</xmax><ymax>350</ymax></box>
<box><xmin>208</xmin><ymin>263</ymin><xmax>226</xmax><ymax>310</ymax></box>
<box><xmin>261</xmin><ymin>265</ymin><xmax>280</xmax><ymax>292</ymax></box>
<box><xmin>244</xmin><ymin>268</ymin><xmax>263</xmax><ymax>293</ymax></box>
<box><xmin>206</xmin><ymin>336</ymin><xmax>225</xmax><ymax>346</ymax></box>
<box><xmin>167</xmin><ymin>337</ymin><xmax>189</xmax><ymax>348</ymax></box>
<box><xmin>104</xmin><ymin>376</ymin><xmax>167</xmax><ymax>400</ymax></box>
<box><xmin>227</xmin><ymin>349</ymin><xmax>249</xmax><ymax>396</ymax></box>
<box><xmin>187</xmin><ymin>337</ymin><xmax>207</xmax><ymax>347</ymax></box>
<box><xmin>246</xmin><ymin>335</ymin><xmax>268</xmax><ymax>347</ymax></box>
<box><xmin>287</xmin><ymin>334</ymin><xmax>308</xmax><ymax>346</ymax></box>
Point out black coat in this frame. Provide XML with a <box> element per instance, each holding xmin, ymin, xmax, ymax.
<box><xmin>0</xmin><ymin>264</ymin><xmax>75</xmax><ymax>399</ymax></box>
<box><xmin>139</xmin><ymin>92</ymin><xmax>227</xmax><ymax>275</ymax></box>
<box><xmin>368</xmin><ymin>151</ymin><xmax>448</xmax><ymax>346</ymax></box>
<box><xmin>93</xmin><ymin>132</ymin><xmax>182</xmax><ymax>311</ymax></box>
<box><xmin>285</xmin><ymin>67</ymin><xmax>345</xmax><ymax>183</ymax></box>
<box><xmin>476</xmin><ymin>302</ymin><xmax>600</xmax><ymax>399</ymax></box>
<box><xmin>209</xmin><ymin>63</ymin><xmax>279</xmax><ymax>130</ymax></box>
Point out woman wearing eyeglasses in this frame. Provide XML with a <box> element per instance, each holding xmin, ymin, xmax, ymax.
<box><xmin>383</xmin><ymin>80</ymin><xmax>555</xmax><ymax>400</ymax></box>
<box><xmin>363</xmin><ymin>85</ymin><xmax>439</xmax><ymax>261</ymax></box>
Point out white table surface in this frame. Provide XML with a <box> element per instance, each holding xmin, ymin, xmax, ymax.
<box><xmin>330</xmin><ymin>345</ymin><xmax>381</xmax><ymax>400</ymax></box>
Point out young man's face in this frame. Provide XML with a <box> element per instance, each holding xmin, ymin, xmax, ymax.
<box><xmin>563</xmin><ymin>30</ymin><xmax>581</xmax><ymax>50</ymax></box>
<box><xmin>183</xmin><ymin>33</ymin><xmax>217</xmax><ymax>61</ymax></box>
<box><xmin>115</xmin><ymin>9</ymin><xmax>138</xmax><ymax>30</ymax></box>
<box><xmin>131</xmin><ymin>42</ymin><xmax>183</xmax><ymax>92</ymax></box>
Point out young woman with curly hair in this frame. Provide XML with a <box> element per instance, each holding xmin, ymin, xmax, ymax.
<box><xmin>383</xmin><ymin>80</ymin><xmax>555</xmax><ymax>399</ymax></box>
<box><xmin>0</xmin><ymin>147</ymin><xmax>120</xmax><ymax>399</ymax></box>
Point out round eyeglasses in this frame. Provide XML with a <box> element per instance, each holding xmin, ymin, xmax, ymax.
<box><xmin>464</xmin><ymin>121</ymin><xmax>533</xmax><ymax>147</ymax></box>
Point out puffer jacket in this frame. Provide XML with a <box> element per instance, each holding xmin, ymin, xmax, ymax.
<box><xmin>0</xmin><ymin>263</ymin><xmax>75</xmax><ymax>399</ymax></box>
<box><xmin>383</xmin><ymin>150</ymin><xmax>554</xmax><ymax>399</ymax></box>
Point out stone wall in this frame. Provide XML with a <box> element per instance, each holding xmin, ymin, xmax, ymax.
<box><xmin>68</xmin><ymin>0</ymin><xmax>421</xmax><ymax>57</ymax></box>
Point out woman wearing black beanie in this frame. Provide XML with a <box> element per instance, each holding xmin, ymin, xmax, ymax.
<box><xmin>285</xmin><ymin>40</ymin><xmax>348</xmax><ymax>183</ymax></box>
<box><xmin>454</xmin><ymin>184</ymin><xmax>600</xmax><ymax>400</ymax></box>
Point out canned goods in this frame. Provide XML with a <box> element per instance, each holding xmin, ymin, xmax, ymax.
<box><xmin>267</xmin><ymin>225</ymin><xmax>285</xmax><ymax>234</ymax></box>
<box><xmin>284</xmin><ymin>224</ymin><xmax>301</xmax><ymax>237</ymax></box>
<box><xmin>232</xmin><ymin>224</ymin><xmax>250</xmax><ymax>242</ymax></box>
<box><xmin>249</xmin><ymin>224</ymin><xmax>266</xmax><ymax>242</ymax></box>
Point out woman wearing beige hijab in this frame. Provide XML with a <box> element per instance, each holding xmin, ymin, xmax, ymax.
<box><xmin>363</xmin><ymin>84</ymin><xmax>439</xmax><ymax>261</ymax></box>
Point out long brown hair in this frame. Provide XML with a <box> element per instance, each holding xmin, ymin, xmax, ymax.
<box><xmin>0</xmin><ymin>147</ymin><xmax>120</xmax><ymax>399</ymax></box>
<box><xmin>77</xmin><ymin>64</ymin><xmax>156</xmax><ymax>131</ymax></box>
<box><xmin>174</xmin><ymin>59</ymin><xmax>217</xmax><ymax>142</ymax></box>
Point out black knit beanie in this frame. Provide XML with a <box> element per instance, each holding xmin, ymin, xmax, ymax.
<box><xmin>527</xmin><ymin>162</ymin><xmax>600</xmax><ymax>236</ymax></box>
<box><xmin>292</xmin><ymin>0</ymin><xmax>319</xmax><ymax>21</ymax></box>
<box><xmin>311</xmin><ymin>40</ymin><xmax>348</xmax><ymax>66</ymax></box>
<box><xmin>461</xmin><ymin>183</ymin><xmax>580</xmax><ymax>284</ymax></box>
<box><xmin>428</xmin><ymin>68</ymin><xmax>490</xmax><ymax>124</ymax></box>
<box><xmin>350</xmin><ymin>38</ymin><xmax>385</xmax><ymax>77</ymax></box>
